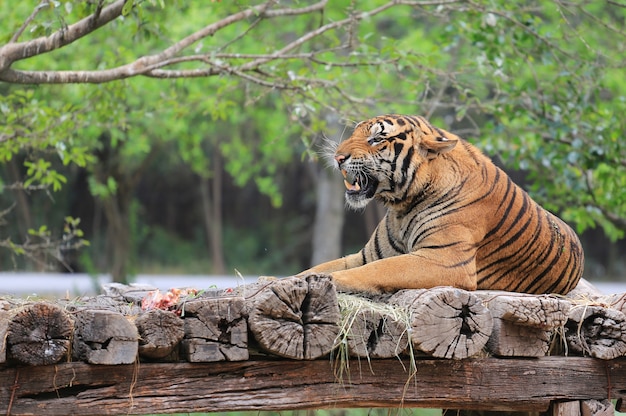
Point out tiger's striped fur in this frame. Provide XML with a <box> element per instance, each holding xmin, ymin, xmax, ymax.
<box><xmin>303</xmin><ymin>114</ymin><xmax>584</xmax><ymax>294</ymax></box>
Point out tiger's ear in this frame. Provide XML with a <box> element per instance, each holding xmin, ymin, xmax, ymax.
<box><xmin>420</xmin><ymin>136</ymin><xmax>458</xmax><ymax>159</ymax></box>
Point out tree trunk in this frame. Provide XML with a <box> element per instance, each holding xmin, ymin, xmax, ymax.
<box><xmin>199</xmin><ymin>151</ymin><xmax>226</xmax><ymax>275</ymax></box>
<box><xmin>101</xmin><ymin>195</ymin><xmax>131</xmax><ymax>283</ymax></box>
<box><xmin>311</xmin><ymin>164</ymin><xmax>345</xmax><ymax>266</ymax></box>
<box><xmin>91</xmin><ymin>131</ymin><xmax>159</xmax><ymax>283</ymax></box>
<box><xmin>310</xmin><ymin>115</ymin><xmax>346</xmax><ymax>267</ymax></box>
<box><xmin>7</xmin><ymin>158</ymin><xmax>45</xmax><ymax>270</ymax></box>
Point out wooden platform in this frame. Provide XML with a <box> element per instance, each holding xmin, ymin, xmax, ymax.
<box><xmin>1</xmin><ymin>357</ymin><xmax>625</xmax><ymax>415</ymax></box>
<box><xmin>2</xmin><ymin>276</ymin><xmax>626</xmax><ymax>415</ymax></box>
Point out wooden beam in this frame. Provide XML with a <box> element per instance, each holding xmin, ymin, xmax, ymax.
<box><xmin>1</xmin><ymin>357</ymin><xmax>625</xmax><ymax>415</ymax></box>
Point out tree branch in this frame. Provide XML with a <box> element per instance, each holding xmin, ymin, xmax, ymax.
<box><xmin>0</xmin><ymin>0</ymin><xmax>127</xmax><ymax>72</ymax></box>
<box><xmin>0</xmin><ymin>1</ymin><xmax>330</xmax><ymax>84</ymax></box>
<box><xmin>9</xmin><ymin>1</ymin><xmax>49</xmax><ymax>44</ymax></box>
<box><xmin>0</xmin><ymin>0</ymin><xmax>462</xmax><ymax>85</ymax></box>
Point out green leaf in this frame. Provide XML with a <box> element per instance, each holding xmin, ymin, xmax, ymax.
<box><xmin>122</xmin><ymin>0</ymin><xmax>134</xmax><ymax>17</ymax></box>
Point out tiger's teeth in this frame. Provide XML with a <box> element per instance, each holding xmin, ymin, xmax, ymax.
<box><xmin>344</xmin><ymin>179</ymin><xmax>361</xmax><ymax>192</ymax></box>
<box><xmin>341</xmin><ymin>169</ymin><xmax>361</xmax><ymax>191</ymax></box>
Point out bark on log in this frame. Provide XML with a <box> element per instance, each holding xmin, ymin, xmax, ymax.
<box><xmin>247</xmin><ymin>275</ymin><xmax>340</xmax><ymax>360</ymax></box>
<box><xmin>72</xmin><ymin>309</ymin><xmax>138</xmax><ymax>364</ymax></box>
<box><xmin>565</xmin><ymin>305</ymin><xmax>626</xmax><ymax>359</ymax></box>
<box><xmin>180</xmin><ymin>296</ymin><xmax>248</xmax><ymax>362</ymax></box>
<box><xmin>337</xmin><ymin>295</ymin><xmax>409</xmax><ymax>358</ymax></box>
<box><xmin>388</xmin><ymin>287</ymin><xmax>493</xmax><ymax>359</ymax></box>
<box><xmin>2</xmin><ymin>302</ymin><xmax>73</xmax><ymax>366</ymax></box>
<box><xmin>135</xmin><ymin>309</ymin><xmax>184</xmax><ymax>360</ymax></box>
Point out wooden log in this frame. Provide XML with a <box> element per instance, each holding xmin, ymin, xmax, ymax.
<box><xmin>63</xmin><ymin>294</ymin><xmax>143</xmax><ymax>316</ymax></box>
<box><xmin>247</xmin><ymin>275</ymin><xmax>340</xmax><ymax>360</ymax></box>
<box><xmin>337</xmin><ymin>294</ymin><xmax>409</xmax><ymax>358</ymax></box>
<box><xmin>476</xmin><ymin>292</ymin><xmax>571</xmax><ymax>330</ymax></box>
<box><xmin>551</xmin><ymin>401</ymin><xmax>581</xmax><ymax>416</ymax></box>
<box><xmin>607</xmin><ymin>293</ymin><xmax>626</xmax><ymax>315</ymax></box>
<box><xmin>0</xmin><ymin>357</ymin><xmax>625</xmax><ymax>415</ymax></box>
<box><xmin>72</xmin><ymin>309</ymin><xmax>138</xmax><ymax>365</ymax></box>
<box><xmin>102</xmin><ymin>282</ymin><xmax>159</xmax><ymax>304</ymax></box>
<box><xmin>565</xmin><ymin>305</ymin><xmax>626</xmax><ymax>359</ymax></box>
<box><xmin>2</xmin><ymin>302</ymin><xmax>74</xmax><ymax>366</ymax></box>
<box><xmin>388</xmin><ymin>287</ymin><xmax>493</xmax><ymax>359</ymax></box>
<box><xmin>567</xmin><ymin>278</ymin><xmax>605</xmax><ymax>299</ymax></box>
<box><xmin>475</xmin><ymin>292</ymin><xmax>570</xmax><ymax>357</ymax></box>
<box><xmin>487</xmin><ymin>318</ymin><xmax>553</xmax><ymax>357</ymax></box>
<box><xmin>0</xmin><ymin>310</ymin><xmax>8</xmax><ymax>363</ymax></box>
<box><xmin>180</xmin><ymin>296</ymin><xmax>248</xmax><ymax>362</ymax></box>
<box><xmin>581</xmin><ymin>399</ymin><xmax>614</xmax><ymax>416</ymax></box>
<box><xmin>135</xmin><ymin>309</ymin><xmax>184</xmax><ymax>360</ymax></box>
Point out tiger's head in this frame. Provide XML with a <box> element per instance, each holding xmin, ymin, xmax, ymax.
<box><xmin>334</xmin><ymin>114</ymin><xmax>459</xmax><ymax>209</ymax></box>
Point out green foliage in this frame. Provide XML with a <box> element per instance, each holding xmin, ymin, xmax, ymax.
<box><xmin>1</xmin><ymin>0</ymin><xmax>626</xmax><ymax>274</ymax></box>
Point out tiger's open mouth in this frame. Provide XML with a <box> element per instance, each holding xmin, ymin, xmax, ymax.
<box><xmin>341</xmin><ymin>169</ymin><xmax>378</xmax><ymax>197</ymax></box>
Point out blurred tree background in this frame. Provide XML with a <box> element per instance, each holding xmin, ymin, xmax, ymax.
<box><xmin>0</xmin><ymin>0</ymin><xmax>625</xmax><ymax>284</ymax></box>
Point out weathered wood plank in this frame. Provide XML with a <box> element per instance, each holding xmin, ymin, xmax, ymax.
<box><xmin>1</xmin><ymin>357</ymin><xmax>624</xmax><ymax>415</ymax></box>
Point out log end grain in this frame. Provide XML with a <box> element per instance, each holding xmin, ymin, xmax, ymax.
<box><xmin>181</xmin><ymin>296</ymin><xmax>248</xmax><ymax>362</ymax></box>
<box><xmin>390</xmin><ymin>287</ymin><xmax>493</xmax><ymax>359</ymax></box>
<box><xmin>6</xmin><ymin>302</ymin><xmax>74</xmax><ymax>366</ymax></box>
<box><xmin>248</xmin><ymin>275</ymin><xmax>340</xmax><ymax>360</ymax></box>
<box><xmin>338</xmin><ymin>295</ymin><xmax>409</xmax><ymax>359</ymax></box>
<box><xmin>73</xmin><ymin>309</ymin><xmax>138</xmax><ymax>365</ymax></box>
<box><xmin>136</xmin><ymin>309</ymin><xmax>185</xmax><ymax>359</ymax></box>
<box><xmin>565</xmin><ymin>305</ymin><xmax>626</xmax><ymax>360</ymax></box>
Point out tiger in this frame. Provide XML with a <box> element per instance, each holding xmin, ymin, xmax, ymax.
<box><xmin>299</xmin><ymin>114</ymin><xmax>584</xmax><ymax>295</ymax></box>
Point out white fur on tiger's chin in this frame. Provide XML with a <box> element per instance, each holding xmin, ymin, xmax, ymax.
<box><xmin>344</xmin><ymin>192</ymin><xmax>373</xmax><ymax>211</ymax></box>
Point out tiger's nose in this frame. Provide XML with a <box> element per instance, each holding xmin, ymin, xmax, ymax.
<box><xmin>335</xmin><ymin>153</ymin><xmax>349</xmax><ymax>166</ymax></box>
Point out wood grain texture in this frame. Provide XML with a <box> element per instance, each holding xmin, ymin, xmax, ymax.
<box><xmin>135</xmin><ymin>309</ymin><xmax>184</xmax><ymax>359</ymax></box>
<box><xmin>565</xmin><ymin>305</ymin><xmax>626</xmax><ymax>359</ymax></box>
<box><xmin>1</xmin><ymin>357</ymin><xmax>624</xmax><ymax>415</ymax></box>
<box><xmin>343</xmin><ymin>305</ymin><xmax>409</xmax><ymax>358</ymax></box>
<box><xmin>72</xmin><ymin>309</ymin><xmax>138</xmax><ymax>365</ymax></box>
<box><xmin>247</xmin><ymin>275</ymin><xmax>340</xmax><ymax>359</ymax></box>
<box><xmin>476</xmin><ymin>292</ymin><xmax>571</xmax><ymax>329</ymax></box>
<box><xmin>4</xmin><ymin>302</ymin><xmax>73</xmax><ymax>366</ymax></box>
<box><xmin>389</xmin><ymin>287</ymin><xmax>493</xmax><ymax>359</ymax></box>
<box><xmin>180</xmin><ymin>296</ymin><xmax>248</xmax><ymax>362</ymax></box>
